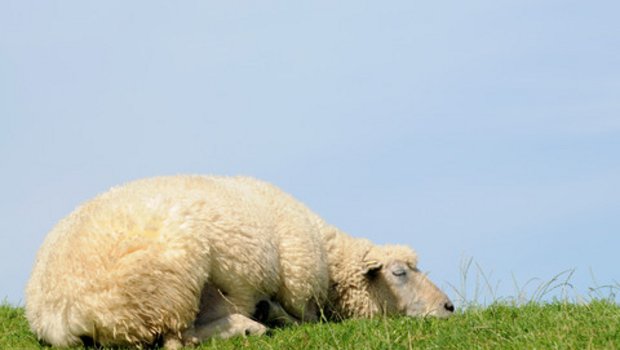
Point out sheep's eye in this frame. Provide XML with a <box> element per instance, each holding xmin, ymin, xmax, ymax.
<box><xmin>392</xmin><ymin>269</ymin><xmax>407</xmax><ymax>277</ymax></box>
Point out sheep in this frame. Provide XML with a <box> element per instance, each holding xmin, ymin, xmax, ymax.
<box><xmin>25</xmin><ymin>175</ymin><xmax>453</xmax><ymax>349</ymax></box>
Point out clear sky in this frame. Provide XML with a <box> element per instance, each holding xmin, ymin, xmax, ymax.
<box><xmin>1</xmin><ymin>1</ymin><xmax>619</xmax><ymax>306</ymax></box>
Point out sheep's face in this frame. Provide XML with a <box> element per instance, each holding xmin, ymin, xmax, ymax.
<box><xmin>364</xmin><ymin>259</ymin><xmax>454</xmax><ymax>318</ymax></box>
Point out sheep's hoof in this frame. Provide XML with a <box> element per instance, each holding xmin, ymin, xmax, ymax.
<box><xmin>244</xmin><ymin>322</ymin><xmax>267</xmax><ymax>336</ymax></box>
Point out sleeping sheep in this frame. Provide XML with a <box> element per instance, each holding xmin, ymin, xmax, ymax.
<box><xmin>25</xmin><ymin>175</ymin><xmax>454</xmax><ymax>349</ymax></box>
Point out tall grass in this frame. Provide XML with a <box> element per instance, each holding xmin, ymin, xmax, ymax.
<box><xmin>450</xmin><ymin>257</ymin><xmax>619</xmax><ymax>308</ymax></box>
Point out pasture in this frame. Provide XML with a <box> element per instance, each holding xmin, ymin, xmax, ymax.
<box><xmin>2</xmin><ymin>300</ymin><xmax>619</xmax><ymax>349</ymax></box>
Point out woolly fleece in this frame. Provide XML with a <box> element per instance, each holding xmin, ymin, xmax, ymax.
<box><xmin>25</xmin><ymin>176</ymin><xmax>427</xmax><ymax>347</ymax></box>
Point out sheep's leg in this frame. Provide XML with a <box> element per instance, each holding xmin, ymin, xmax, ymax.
<box><xmin>254</xmin><ymin>299</ymin><xmax>300</xmax><ymax>327</ymax></box>
<box><xmin>182</xmin><ymin>313</ymin><xmax>267</xmax><ymax>345</ymax></box>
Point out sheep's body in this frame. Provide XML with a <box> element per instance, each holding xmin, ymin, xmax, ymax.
<box><xmin>26</xmin><ymin>176</ymin><xmax>329</xmax><ymax>347</ymax></box>
<box><xmin>26</xmin><ymin>175</ymin><xmax>452</xmax><ymax>348</ymax></box>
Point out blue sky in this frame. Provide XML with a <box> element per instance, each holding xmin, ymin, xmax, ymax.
<box><xmin>1</xmin><ymin>1</ymin><xmax>619</xmax><ymax>306</ymax></box>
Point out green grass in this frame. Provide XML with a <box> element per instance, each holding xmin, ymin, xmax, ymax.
<box><xmin>2</xmin><ymin>300</ymin><xmax>619</xmax><ymax>349</ymax></box>
<box><xmin>0</xmin><ymin>303</ymin><xmax>40</xmax><ymax>349</ymax></box>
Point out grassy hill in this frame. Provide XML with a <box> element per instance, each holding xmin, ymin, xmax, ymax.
<box><xmin>2</xmin><ymin>300</ymin><xmax>619</xmax><ymax>349</ymax></box>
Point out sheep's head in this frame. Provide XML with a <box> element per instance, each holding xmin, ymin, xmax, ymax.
<box><xmin>361</xmin><ymin>245</ymin><xmax>454</xmax><ymax>318</ymax></box>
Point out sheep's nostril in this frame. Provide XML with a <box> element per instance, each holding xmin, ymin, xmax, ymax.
<box><xmin>444</xmin><ymin>301</ymin><xmax>455</xmax><ymax>312</ymax></box>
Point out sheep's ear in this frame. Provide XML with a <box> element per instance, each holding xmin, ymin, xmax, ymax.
<box><xmin>363</xmin><ymin>260</ymin><xmax>383</xmax><ymax>278</ymax></box>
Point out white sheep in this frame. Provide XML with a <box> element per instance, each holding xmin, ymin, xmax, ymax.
<box><xmin>25</xmin><ymin>176</ymin><xmax>453</xmax><ymax>349</ymax></box>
